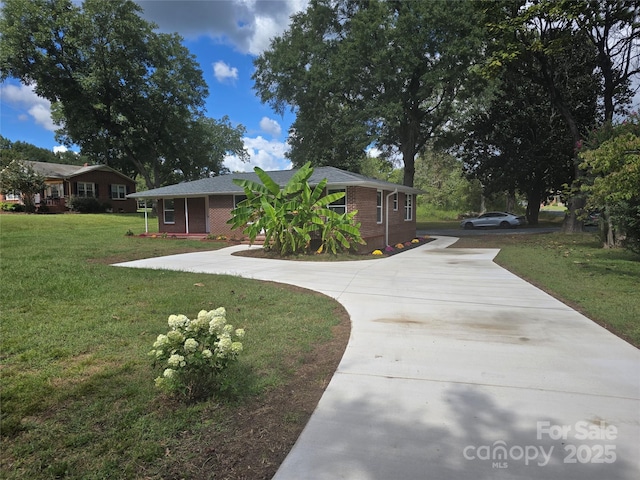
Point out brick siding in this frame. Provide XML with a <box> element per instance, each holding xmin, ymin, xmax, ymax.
<box><xmin>70</xmin><ymin>171</ymin><xmax>137</xmax><ymax>213</ymax></box>
<box><xmin>157</xmin><ymin>187</ymin><xmax>417</xmax><ymax>248</ymax></box>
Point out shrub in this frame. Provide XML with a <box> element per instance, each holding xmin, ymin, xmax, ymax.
<box><xmin>2</xmin><ymin>203</ymin><xmax>26</xmax><ymax>213</ymax></box>
<box><xmin>0</xmin><ymin>202</ymin><xmax>20</xmax><ymax>212</ymax></box>
<box><xmin>149</xmin><ymin>307</ymin><xmax>245</xmax><ymax>400</ymax></box>
<box><xmin>68</xmin><ymin>196</ymin><xmax>105</xmax><ymax>213</ymax></box>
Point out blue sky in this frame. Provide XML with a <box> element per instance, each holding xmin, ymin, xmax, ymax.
<box><xmin>0</xmin><ymin>0</ymin><xmax>308</xmax><ymax>172</ymax></box>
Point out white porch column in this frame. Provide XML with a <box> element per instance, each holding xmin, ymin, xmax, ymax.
<box><xmin>184</xmin><ymin>198</ymin><xmax>189</xmax><ymax>234</ymax></box>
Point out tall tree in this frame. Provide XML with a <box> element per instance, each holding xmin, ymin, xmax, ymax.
<box><xmin>461</xmin><ymin>34</ymin><xmax>597</xmax><ymax>225</ymax></box>
<box><xmin>0</xmin><ymin>0</ymin><xmax>247</xmax><ymax>189</ymax></box>
<box><xmin>559</xmin><ymin>0</ymin><xmax>640</xmax><ymax>122</ymax></box>
<box><xmin>253</xmin><ymin>0</ymin><xmax>485</xmax><ymax>186</ymax></box>
<box><xmin>483</xmin><ymin>0</ymin><xmax>638</xmax><ymax>232</ymax></box>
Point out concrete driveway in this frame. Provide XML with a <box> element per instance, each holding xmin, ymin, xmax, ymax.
<box><xmin>114</xmin><ymin>237</ymin><xmax>640</xmax><ymax>479</ymax></box>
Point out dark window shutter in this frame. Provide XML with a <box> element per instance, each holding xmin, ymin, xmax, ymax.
<box><xmin>94</xmin><ymin>184</ymin><xmax>99</xmax><ymax>198</ymax></box>
<box><xmin>108</xmin><ymin>184</ymin><xmax>112</xmax><ymax>199</ymax></box>
<box><xmin>73</xmin><ymin>182</ymin><xmax>77</xmax><ymax>195</ymax></box>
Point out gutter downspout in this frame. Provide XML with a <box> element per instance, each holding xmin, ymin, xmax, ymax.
<box><xmin>385</xmin><ymin>189</ymin><xmax>397</xmax><ymax>247</ymax></box>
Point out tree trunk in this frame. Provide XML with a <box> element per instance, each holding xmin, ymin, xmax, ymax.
<box><xmin>402</xmin><ymin>146</ymin><xmax>416</xmax><ymax>187</ymax></box>
<box><xmin>537</xmin><ymin>54</ymin><xmax>585</xmax><ymax>234</ymax></box>
<box><xmin>601</xmin><ymin>205</ymin><xmax>622</xmax><ymax>248</ymax></box>
<box><xmin>526</xmin><ymin>190</ymin><xmax>542</xmax><ymax>225</ymax></box>
<box><xmin>561</xmin><ymin>193</ymin><xmax>586</xmax><ymax>233</ymax></box>
<box><xmin>506</xmin><ymin>191</ymin><xmax>516</xmax><ymax>212</ymax></box>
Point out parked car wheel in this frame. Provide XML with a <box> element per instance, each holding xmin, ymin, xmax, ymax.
<box><xmin>500</xmin><ymin>221</ymin><xmax>511</xmax><ymax>228</ymax></box>
<box><xmin>463</xmin><ymin>222</ymin><xmax>474</xmax><ymax>230</ymax></box>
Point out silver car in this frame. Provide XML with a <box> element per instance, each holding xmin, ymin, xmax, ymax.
<box><xmin>460</xmin><ymin>212</ymin><xmax>525</xmax><ymax>229</ymax></box>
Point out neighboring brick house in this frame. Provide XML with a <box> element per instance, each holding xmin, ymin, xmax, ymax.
<box><xmin>0</xmin><ymin>161</ymin><xmax>137</xmax><ymax>213</ymax></box>
<box><xmin>128</xmin><ymin>167</ymin><xmax>422</xmax><ymax>250</ymax></box>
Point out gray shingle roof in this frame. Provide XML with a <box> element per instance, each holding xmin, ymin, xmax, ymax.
<box><xmin>128</xmin><ymin>166</ymin><xmax>422</xmax><ymax>199</ymax></box>
<box><xmin>25</xmin><ymin>161</ymin><xmax>134</xmax><ymax>182</ymax></box>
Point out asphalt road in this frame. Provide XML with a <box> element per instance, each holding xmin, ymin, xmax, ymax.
<box><xmin>418</xmin><ymin>225</ymin><xmax>562</xmax><ymax>237</ymax></box>
<box><xmin>419</xmin><ymin>223</ymin><xmax>601</xmax><ymax>237</ymax></box>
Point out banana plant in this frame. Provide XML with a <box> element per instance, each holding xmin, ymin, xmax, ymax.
<box><xmin>227</xmin><ymin>162</ymin><xmax>365</xmax><ymax>255</ymax></box>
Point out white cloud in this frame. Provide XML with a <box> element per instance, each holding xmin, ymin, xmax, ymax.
<box><xmin>213</xmin><ymin>60</ymin><xmax>239</xmax><ymax>83</ymax></box>
<box><xmin>136</xmin><ymin>0</ymin><xmax>308</xmax><ymax>55</ymax></box>
<box><xmin>0</xmin><ymin>83</ymin><xmax>57</xmax><ymax>131</ymax></box>
<box><xmin>259</xmin><ymin>116</ymin><xmax>282</xmax><ymax>137</ymax></box>
<box><xmin>366</xmin><ymin>146</ymin><xmax>382</xmax><ymax>158</ymax></box>
<box><xmin>224</xmin><ymin>135</ymin><xmax>291</xmax><ymax>172</ymax></box>
<box><xmin>53</xmin><ymin>145</ymin><xmax>68</xmax><ymax>153</ymax></box>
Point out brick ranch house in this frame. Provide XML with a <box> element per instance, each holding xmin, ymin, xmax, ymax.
<box><xmin>0</xmin><ymin>161</ymin><xmax>137</xmax><ymax>213</ymax></box>
<box><xmin>128</xmin><ymin>167</ymin><xmax>423</xmax><ymax>250</ymax></box>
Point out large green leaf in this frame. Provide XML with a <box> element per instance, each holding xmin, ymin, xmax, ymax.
<box><xmin>253</xmin><ymin>167</ymin><xmax>282</xmax><ymax>195</ymax></box>
<box><xmin>233</xmin><ymin>178</ymin><xmax>272</xmax><ymax>197</ymax></box>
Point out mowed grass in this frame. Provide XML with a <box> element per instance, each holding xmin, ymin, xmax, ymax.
<box><xmin>454</xmin><ymin>232</ymin><xmax>640</xmax><ymax>347</ymax></box>
<box><xmin>0</xmin><ymin>214</ymin><xmax>345</xmax><ymax>479</ymax></box>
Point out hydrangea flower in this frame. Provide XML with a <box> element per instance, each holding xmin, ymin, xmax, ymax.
<box><xmin>209</xmin><ymin>316</ymin><xmax>226</xmax><ymax>334</ymax></box>
<box><xmin>167</xmin><ymin>330</ymin><xmax>185</xmax><ymax>344</ymax></box>
<box><xmin>168</xmin><ymin>354</ymin><xmax>186</xmax><ymax>368</ymax></box>
<box><xmin>168</xmin><ymin>314</ymin><xmax>189</xmax><ymax>330</ymax></box>
<box><xmin>184</xmin><ymin>338</ymin><xmax>199</xmax><ymax>353</ymax></box>
<box><xmin>235</xmin><ymin>328</ymin><xmax>245</xmax><ymax>339</ymax></box>
<box><xmin>153</xmin><ymin>334</ymin><xmax>169</xmax><ymax>349</ymax></box>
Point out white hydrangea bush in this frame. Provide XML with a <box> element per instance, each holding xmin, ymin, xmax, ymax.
<box><xmin>149</xmin><ymin>307</ymin><xmax>245</xmax><ymax>398</ymax></box>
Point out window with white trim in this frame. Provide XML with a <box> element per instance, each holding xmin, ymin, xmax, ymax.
<box><xmin>328</xmin><ymin>189</ymin><xmax>346</xmax><ymax>214</ymax></box>
<box><xmin>111</xmin><ymin>184</ymin><xmax>126</xmax><ymax>200</ymax></box>
<box><xmin>404</xmin><ymin>194</ymin><xmax>413</xmax><ymax>221</ymax></box>
<box><xmin>376</xmin><ymin>190</ymin><xmax>383</xmax><ymax>224</ymax></box>
<box><xmin>164</xmin><ymin>199</ymin><xmax>175</xmax><ymax>224</ymax></box>
<box><xmin>46</xmin><ymin>184</ymin><xmax>62</xmax><ymax>199</ymax></box>
<box><xmin>77</xmin><ymin>182</ymin><xmax>95</xmax><ymax>198</ymax></box>
<box><xmin>233</xmin><ymin>194</ymin><xmax>247</xmax><ymax>208</ymax></box>
<box><xmin>393</xmin><ymin>192</ymin><xmax>398</xmax><ymax>211</ymax></box>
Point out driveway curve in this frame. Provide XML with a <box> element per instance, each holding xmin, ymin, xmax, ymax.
<box><xmin>114</xmin><ymin>237</ymin><xmax>639</xmax><ymax>480</ymax></box>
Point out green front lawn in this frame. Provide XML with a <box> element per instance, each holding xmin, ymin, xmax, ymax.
<box><xmin>0</xmin><ymin>214</ymin><xmax>346</xmax><ymax>479</ymax></box>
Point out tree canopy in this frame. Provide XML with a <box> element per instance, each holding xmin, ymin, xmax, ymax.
<box><xmin>0</xmin><ymin>0</ymin><xmax>248</xmax><ymax>189</ymax></box>
<box><xmin>253</xmin><ymin>0</ymin><xmax>486</xmax><ymax>187</ymax></box>
<box><xmin>482</xmin><ymin>0</ymin><xmax>639</xmax><ymax>231</ymax></box>
<box><xmin>458</xmin><ymin>28</ymin><xmax>599</xmax><ymax>224</ymax></box>
<box><xmin>580</xmin><ymin>114</ymin><xmax>640</xmax><ymax>251</ymax></box>
<box><xmin>0</xmin><ymin>135</ymin><xmax>88</xmax><ymax>167</ymax></box>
